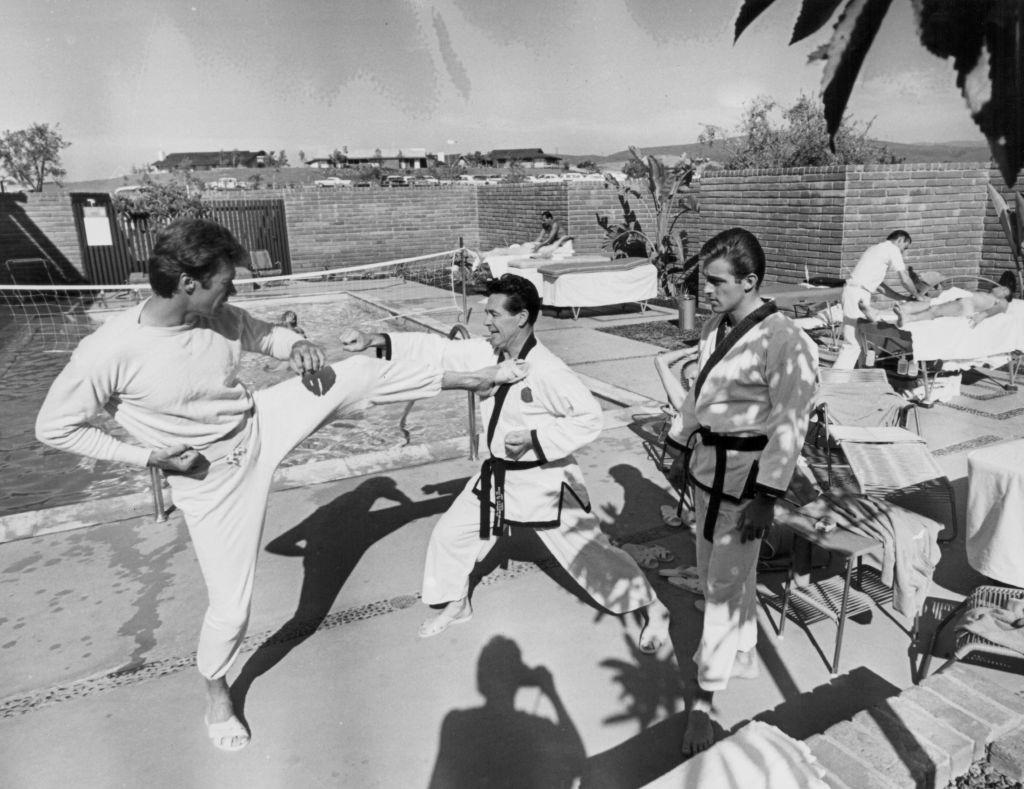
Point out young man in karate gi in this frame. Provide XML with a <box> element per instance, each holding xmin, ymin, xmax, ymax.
<box><xmin>36</xmin><ymin>219</ymin><xmax>523</xmax><ymax>751</ymax></box>
<box><xmin>834</xmin><ymin>230</ymin><xmax>917</xmax><ymax>369</ymax></box>
<box><xmin>341</xmin><ymin>274</ymin><xmax>673</xmax><ymax>651</ymax></box>
<box><xmin>670</xmin><ymin>228</ymin><xmax>818</xmax><ymax>754</ymax></box>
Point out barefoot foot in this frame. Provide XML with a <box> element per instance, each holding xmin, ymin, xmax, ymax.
<box><xmin>205</xmin><ymin>678</ymin><xmax>249</xmax><ymax>751</ymax></box>
<box><xmin>638</xmin><ymin>598</ymin><xmax>671</xmax><ymax>654</ymax></box>
<box><xmin>681</xmin><ymin>709</ymin><xmax>715</xmax><ymax>755</ymax></box>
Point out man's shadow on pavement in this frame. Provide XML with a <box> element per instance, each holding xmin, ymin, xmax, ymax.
<box><xmin>230</xmin><ymin>475</ymin><xmax>467</xmax><ymax>717</ymax></box>
<box><xmin>428</xmin><ymin>636</ymin><xmax>586</xmax><ymax>789</ymax></box>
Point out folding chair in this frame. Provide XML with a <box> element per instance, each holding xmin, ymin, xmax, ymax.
<box><xmin>248</xmin><ymin>250</ymin><xmax>282</xmax><ymax>277</ymax></box>
<box><xmin>920</xmin><ymin>585</ymin><xmax>1024</xmax><ymax>678</ymax></box>
<box><xmin>808</xmin><ymin>367</ymin><xmax>957</xmax><ymax>543</ymax></box>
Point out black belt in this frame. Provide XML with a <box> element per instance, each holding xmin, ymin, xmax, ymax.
<box><xmin>690</xmin><ymin>427</ymin><xmax>769</xmax><ymax>541</ymax></box>
<box><xmin>479</xmin><ymin>457</ymin><xmax>546</xmax><ymax>539</ymax></box>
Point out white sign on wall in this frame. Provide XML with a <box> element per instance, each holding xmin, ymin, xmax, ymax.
<box><xmin>83</xmin><ymin>206</ymin><xmax>113</xmax><ymax>247</ymax></box>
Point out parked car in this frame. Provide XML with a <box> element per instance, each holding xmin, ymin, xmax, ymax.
<box><xmin>206</xmin><ymin>176</ymin><xmax>247</xmax><ymax>191</ymax></box>
<box><xmin>410</xmin><ymin>175</ymin><xmax>440</xmax><ymax>187</ymax></box>
<box><xmin>354</xmin><ymin>180</ymin><xmax>372</xmax><ymax>188</ymax></box>
<box><xmin>561</xmin><ymin>172</ymin><xmax>586</xmax><ymax>181</ymax></box>
<box><xmin>383</xmin><ymin>175</ymin><xmax>410</xmax><ymax>187</ymax></box>
<box><xmin>315</xmin><ymin>176</ymin><xmax>353</xmax><ymax>188</ymax></box>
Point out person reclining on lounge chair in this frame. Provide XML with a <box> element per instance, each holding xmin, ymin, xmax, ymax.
<box><xmin>895</xmin><ymin>272</ymin><xmax>1015</xmax><ymax>329</ymax></box>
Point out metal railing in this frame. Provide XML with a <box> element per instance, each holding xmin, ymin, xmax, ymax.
<box><xmin>448</xmin><ymin>322</ymin><xmax>480</xmax><ymax>460</ymax></box>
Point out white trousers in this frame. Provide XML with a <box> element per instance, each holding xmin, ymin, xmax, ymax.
<box><xmin>693</xmin><ymin>486</ymin><xmax>761</xmax><ymax>692</ymax></box>
<box><xmin>834</xmin><ymin>283</ymin><xmax>871</xmax><ymax>369</ymax></box>
<box><xmin>422</xmin><ymin>477</ymin><xmax>656</xmax><ymax>614</ymax></box>
<box><xmin>167</xmin><ymin>356</ymin><xmax>441</xmax><ymax>679</ymax></box>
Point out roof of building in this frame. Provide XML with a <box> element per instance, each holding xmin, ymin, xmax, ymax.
<box><xmin>152</xmin><ymin>151</ymin><xmax>268</xmax><ymax>168</ymax></box>
<box><xmin>487</xmin><ymin>148</ymin><xmax>560</xmax><ymax>160</ymax></box>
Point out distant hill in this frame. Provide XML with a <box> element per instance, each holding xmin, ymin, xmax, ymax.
<box><xmin>598</xmin><ymin>139</ymin><xmax>993</xmax><ymax>166</ymax></box>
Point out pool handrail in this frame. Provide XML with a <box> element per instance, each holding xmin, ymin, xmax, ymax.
<box><xmin>448</xmin><ymin>323</ymin><xmax>479</xmax><ymax>460</ymax></box>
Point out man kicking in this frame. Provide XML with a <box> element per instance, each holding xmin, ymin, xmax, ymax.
<box><xmin>36</xmin><ymin>218</ymin><xmax>523</xmax><ymax>751</ymax></box>
<box><xmin>669</xmin><ymin>228</ymin><xmax>818</xmax><ymax>755</ymax></box>
<box><xmin>341</xmin><ymin>274</ymin><xmax>672</xmax><ymax>651</ymax></box>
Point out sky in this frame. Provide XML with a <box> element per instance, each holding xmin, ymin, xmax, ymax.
<box><xmin>2</xmin><ymin>0</ymin><xmax>985</xmax><ymax>181</ymax></box>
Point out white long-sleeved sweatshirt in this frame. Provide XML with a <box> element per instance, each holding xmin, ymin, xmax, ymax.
<box><xmin>35</xmin><ymin>300</ymin><xmax>303</xmax><ymax>467</ymax></box>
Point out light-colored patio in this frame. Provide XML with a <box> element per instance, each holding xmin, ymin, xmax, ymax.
<box><xmin>1</xmin><ymin>297</ymin><xmax>1023</xmax><ymax>788</ymax></box>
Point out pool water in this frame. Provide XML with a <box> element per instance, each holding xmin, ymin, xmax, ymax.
<box><xmin>0</xmin><ymin>295</ymin><xmax>471</xmax><ymax>518</ymax></box>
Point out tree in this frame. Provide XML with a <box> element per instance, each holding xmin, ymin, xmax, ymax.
<box><xmin>699</xmin><ymin>94</ymin><xmax>900</xmax><ymax>169</ymax></box>
<box><xmin>298</xmin><ymin>150</ymin><xmax>306</xmax><ymax>164</ymax></box>
<box><xmin>0</xmin><ymin>123</ymin><xmax>70</xmax><ymax>192</ymax></box>
<box><xmin>622</xmin><ymin>158</ymin><xmax>649</xmax><ymax>180</ymax></box>
<box><xmin>277</xmin><ymin>150</ymin><xmax>288</xmax><ymax>167</ymax></box>
<box><xmin>734</xmin><ymin>0</ymin><xmax>1024</xmax><ymax>186</ymax></box>
<box><xmin>577</xmin><ymin>160</ymin><xmax>598</xmax><ymax>172</ymax></box>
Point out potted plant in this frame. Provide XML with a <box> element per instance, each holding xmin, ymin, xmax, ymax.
<box><xmin>597</xmin><ymin>147</ymin><xmax>701</xmax><ymax>330</ymax></box>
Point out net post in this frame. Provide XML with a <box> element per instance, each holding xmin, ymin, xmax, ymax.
<box><xmin>459</xmin><ymin>236</ymin><xmax>468</xmax><ymax>323</ymax></box>
<box><xmin>149</xmin><ymin>466</ymin><xmax>168</xmax><ymax>522</ymax></box>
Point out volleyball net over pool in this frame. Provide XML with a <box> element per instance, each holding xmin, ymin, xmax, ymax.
<box><xmin>0</xmin><ymin>248</ymin><xmax>480</xmax><ymax>354</ymax></box>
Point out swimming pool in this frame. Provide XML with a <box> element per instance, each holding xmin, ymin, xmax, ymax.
<box><xmin>0</xmin><ymin>293</ymin><xmax>471</xmax><ymax>518</ymax></box>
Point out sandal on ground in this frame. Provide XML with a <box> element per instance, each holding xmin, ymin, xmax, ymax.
<box><xmin>658</xmin><ymin>565</ymin><xmax>699</xmax><ymax>579</ymax></box>
<box><xmin>648</xmin><ymin>543</ymin><xmax>675</xmax><ymax>563</ymax></box>
<box><xmin>418</xmin><ymin>604</ymin><xmax>473</xmax><ymax>638</ymax></box>
<box><xmin>205</xmin><ymin>715</ymin><xmax>250</xmax><ymax>752</ymax></box>
<box><xmin>620</xmin><ymin>543</ymin><xmax>659</xmax><ymax>569</ymax></box>
<box><xmin>660</xmin><ymin>504</ymin><xmax>685</xmax><ymax>528</ymax></box>
<box><xmin>667</xmin><ymin>574</ymin><xmax>704</xmax><ymax>595</ymax></box>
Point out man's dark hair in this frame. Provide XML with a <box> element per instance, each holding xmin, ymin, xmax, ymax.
<box><xmin>486</xmin><ymin>273</ymin><xmax>541</xmax><ymax>324</ymax></box>
<box><xmin>541</xmin><ymin>211</ymin><xmax>553</xmax><ymax>220</ymax></box>
<box><xmin>148</xmin><ymin>218</ymin><xmax>246</xmax><ymax>298</ymax></box>
<box><xmin>998</xmin><ymin>269</ymin><xmax>1018</xmax><ymax>300</ymax></box>
<box><xmin>698</xmin><ymin>227</ymin><xmax>766</xmax><ymax>286</ymax></box>
<box><xmin>887</xmin><ymin>229</ymin><xmax>912</xmax><ymax>244</ymax></box>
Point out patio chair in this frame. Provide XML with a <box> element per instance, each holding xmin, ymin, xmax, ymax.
<box><xmin>920</xmin><ymin>584</ymin><xmax>1024</xmax><ymax>678</ymax></box>
<box><xmin>807</xmin><ymin>367</ymin><xmax>957</xmax><ymax>543</ymax></box>
<box><xmin>248</xmin><ymin>249</ymin><xmax>282</xmax><ymax>278</ymax></box>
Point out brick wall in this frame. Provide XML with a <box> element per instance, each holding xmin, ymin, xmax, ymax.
<box><xmin>840</xmin><ymin>162</ymin><xmax>989</xmax><ymax>283</ymax></box>
<box><xmin>0</xmin><ymin>193</ymin><xmax>83</xmax><ymax>284</ymax></box>
<box><xmin>980</xmin><ymin>166</ymin><xmax>1024</xmax><ymax>283</ymax></box>
<box><xmin>2</xmin><ymin>166</ymin><xmax>1019</xmax><ymax>288</ymax></box>
<box><xmin>477</xmin><ymin>183</ymin><xmax>566</xmax><ymax>250</ymax></box>
<box><xmin>275</xmin><ymin>186</ymin><xmax>480</xmax><ymax>272</ymax></box>
<box><xmin>697</xmin><ymin>167</ymin><xmax>847</xmax><ymax>286</ymax></box>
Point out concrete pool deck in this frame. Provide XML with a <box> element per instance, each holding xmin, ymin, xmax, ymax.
<box><xmin>2</xmin><ymin>299</ymin><xmax>1024</xmax><ymax>787</ymax></box>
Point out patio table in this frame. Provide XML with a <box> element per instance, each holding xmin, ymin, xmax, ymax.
<box><xmin>966</xmin><ymin>438</ymin><xmax>1024</xmax><ymax>586</ymax></box>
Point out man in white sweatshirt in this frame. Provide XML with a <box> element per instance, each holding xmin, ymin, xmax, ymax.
<box><xmin>35</xmin><ymin>218</ymin><xmax>523</xmax><ymax>751</ymax></box>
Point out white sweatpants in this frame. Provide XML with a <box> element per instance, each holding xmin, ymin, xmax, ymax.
<box><xmin>693</xmin><ymin>486</ymin><xmax>761</xmax><ymax>692</ymax></box>
<box><xmin>167</xmin><ymin>356</ymin><xmax>442</xmax><ymax>680</ymax></box>
<box><xmin>422</xmin><ymin>477</ymin><xmax>656</xmax><ymax>614</ymax></box>
<box><xmin>834</xmin><ymin>283</ymin><xmax>872</xmax><ymax>369</ymax></box>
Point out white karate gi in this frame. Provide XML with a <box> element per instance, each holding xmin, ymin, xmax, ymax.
<box><xmin>37</xmin><ymin>302</ymin><xmax>444</xmax><ymax>679</ymax></box>
<box><xmin>382</xmin><ymin>332</ymin><xmax>656</xmax><ymax>614</ymax></box>
<box><xmin>670</xmin><ymin>301</ymin><xmax>818</xmax><ymax>691</ymax></box>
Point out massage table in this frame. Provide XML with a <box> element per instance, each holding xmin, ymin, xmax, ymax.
<box><xmin>479</xmin><ymin>241</ymin><xmax>577</xmax><ymax>293</ymax></box>
<box><xmin>537</xmin><ymin>256</ymin><xmax>657</xmax><ymax>319</ymax></box>
<box><xmin>858</xmin><ymin>294</ymin><xmax>1024</xmax><ymax>400</ymax></box>
<box><xmin>761</xmin><ymin>283</ymin><xmax>844</xmax><ymax>350</ymax></box>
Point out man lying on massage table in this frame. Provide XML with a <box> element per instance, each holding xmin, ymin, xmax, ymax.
<box><xmin>895</xmin><ymin>272</ymin><xmax>1016</xmax><ymax>329</ymax></box>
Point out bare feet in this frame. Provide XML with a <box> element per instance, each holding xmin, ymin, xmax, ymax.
<box><xmin>731</xmin><ymin>650</ymin><xmax>760</xmax><ymax>680</ymax></box>
<box><xmin>205</xmin><ymin>677</ymin><xmax>249</xmax><ymax>751</ymax></box>
<box><xmin>682</xmin><ymin>692</ymin><xmax>715</xmax><ymax>756</ymax></box>
<box><xmin>418</xmin><ymin>597</ymin><xmax>473</xmax><ymax>638</ymax></box>
<box><xmin>638</xmin><ymin>597</ymin><xmax>671</xmax><ymax>654</ymax></box>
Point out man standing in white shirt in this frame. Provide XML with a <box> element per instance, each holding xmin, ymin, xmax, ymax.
<box><xmin>834</xmin><ymin>230</ymin><xmax>918</xmax><ymax>369</ymax></box>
